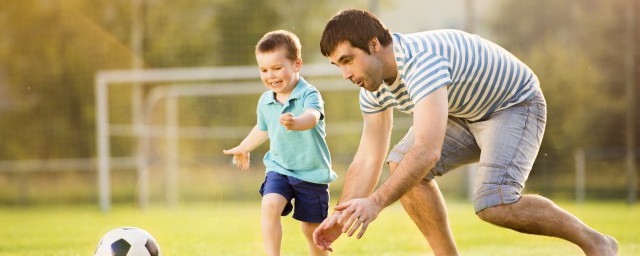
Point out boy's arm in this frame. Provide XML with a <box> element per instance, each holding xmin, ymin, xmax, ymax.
<box><xmin>279</xmin><ymin>108</ymin><xmax>321</xmax><ymax>131</ymax></box>
<box><xmin>222</xmin><ymin>124</ymin><xmax>268</xmax><ymax>170</ymax></box>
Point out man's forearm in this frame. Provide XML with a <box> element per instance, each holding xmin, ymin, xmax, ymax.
<box><xmin>370</xmin><ymin>144</ymin><xmax>438</xmax><ymax>208</ymax></box>
<box><xmin>337</xmin><ymin>159</ymin><xmax>384</xmax><ymax>204</ymax></box>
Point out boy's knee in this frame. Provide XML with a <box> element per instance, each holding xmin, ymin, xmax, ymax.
<box><xmin>262</xmin><ymin>194</ymin><xmax>286</xmax><ymax>212</ymax></box>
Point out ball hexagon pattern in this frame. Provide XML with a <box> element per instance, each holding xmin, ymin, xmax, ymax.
<box><xmin>94</xmin><ymin>227</ymin><xmax>160</xmax><ymax>256</ymax></box>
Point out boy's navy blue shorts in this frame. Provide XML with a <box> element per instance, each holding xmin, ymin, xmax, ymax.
<box><xmin>259</xmin><ymin>171</ymin><xmax>329</xmax><ymax>223</ymax></box>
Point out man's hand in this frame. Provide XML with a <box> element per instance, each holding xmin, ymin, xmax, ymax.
<box><xmin>335</xmin><ymin>197</ymin><xmax>383</xmax><ymax>239</ymax></box>
<box><xmin>222</xmin><ymin>147</ymin><xmax>250</xmax><ymax>171</ymax></box>
<box><xmin>313</xmin><ymin>211</ymin><xmax>344</xmax><ymax>252</ymax></box>
<box><xmin>279</xmin><ymin>113</ymin><xmax>296</xmax><ymax>130</ymax></box>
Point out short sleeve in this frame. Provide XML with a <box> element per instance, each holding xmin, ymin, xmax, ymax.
<box><xmin>303</xmin><ymin>89</ymin><xmax>325</xmax><ymax>120</ymax></box>
<box><xmin>359</xmin><ymin>88</ymin><xmax>387</xmax><ymax>114</ymax></box>
<box><xmin>404</xmin><ymin>52</ymin><xmax>452</xmax><ymax>104</ymax></box>
<box><xmin>256</xmin><ymin>100</ymin><xmax>268</xmax><ymax>131</ymax></box>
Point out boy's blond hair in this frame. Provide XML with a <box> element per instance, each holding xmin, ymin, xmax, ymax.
<box><xmin>256</xmin><ymin>30</ymin><xmax>302</xmax><ymax>61</ymax></box>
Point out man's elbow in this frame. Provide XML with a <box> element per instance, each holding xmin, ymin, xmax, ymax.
<box><xmin>426</xmin><ymin>151</ymin><xmax>440</xmax><ymax>166</ymax></box>
<box><xmin>413</xmin><ymin>143</ymin><xmax>441</xmax><ymax>167</ymax></box>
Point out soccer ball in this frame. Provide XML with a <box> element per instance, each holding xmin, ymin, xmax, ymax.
<box><xmin>94</xmin><ymin>227</ymin><xmax>161</xmax><ymax>256</ymax></box>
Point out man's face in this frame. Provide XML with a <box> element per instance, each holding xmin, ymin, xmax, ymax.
<box><xmin>256</xmin><ymin>49</ymin><xmax>301</xmax><ymax>96</ymax></box>
<box><xmin>328</xmin><ymin>41</ymin><xmax>384</xmax><ymax>92</ymax></box>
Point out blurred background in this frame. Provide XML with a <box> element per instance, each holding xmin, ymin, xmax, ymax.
<box><xmin>0</xmin><ymin>0</ymin><xmax>638</xmax><ymax>210</ymax></box>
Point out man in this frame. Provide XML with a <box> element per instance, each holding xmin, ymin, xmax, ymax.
<box><xmin>312</xmin><ymin>9</ymin><xmax>617</xmax><ymax>255</ymax></box>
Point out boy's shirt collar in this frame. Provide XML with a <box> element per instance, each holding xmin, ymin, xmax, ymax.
<box><xmin>264</xmin><ymin>77</ymin><xmax>307</xmax><ymax>105</ymax></box>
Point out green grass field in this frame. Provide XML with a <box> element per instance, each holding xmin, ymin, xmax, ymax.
<box><xmin>0</xmin><ymin>200</ymin><xmax>638</xmax><ymax>255</ymax></box>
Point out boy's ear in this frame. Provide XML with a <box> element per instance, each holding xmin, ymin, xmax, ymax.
<box><xmin>294</xmin><ymin>58</ymin><xmax>303</xmax><ymax>72</ymax></box>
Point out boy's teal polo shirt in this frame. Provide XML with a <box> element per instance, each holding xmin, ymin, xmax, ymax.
<box><xmin>257</xmin><ymin>77</ymin><xmax>337</xmax><ymax>184</ymax></box>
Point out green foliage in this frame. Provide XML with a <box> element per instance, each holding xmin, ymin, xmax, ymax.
<box><xmin>488</xmin><ymin>0</ymin><xmax>639</xmax><ymax>188</ymax></box>
<box><xmin>0</xmin><ymin>0</ymin><xmax>359</xmax><ymax>161</ymax></box>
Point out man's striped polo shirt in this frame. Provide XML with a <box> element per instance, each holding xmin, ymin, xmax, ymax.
<box><xmin>359</xmin><ymin>30</ymin><xmax>540</xmax><ymax>122</ymax></box>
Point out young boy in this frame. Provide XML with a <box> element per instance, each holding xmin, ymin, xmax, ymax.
<box><xmin>223</xmin><ymin>30</ymin><xmax>336</xmax><ymax>256</ymax></box>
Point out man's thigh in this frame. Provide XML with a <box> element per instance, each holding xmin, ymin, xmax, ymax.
<box><xmin>469</xmin><ymin>92</ymin><xmax>547</xmax><ymax>212</ymax></box>
<box><xmin>387</xmin><ymin>116</ymin><xmax>480</xmax><ymax>179</ymax></box>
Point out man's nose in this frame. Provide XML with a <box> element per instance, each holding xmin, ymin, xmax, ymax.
<box><xmin>340</xmin><ymin>66</ymin><xmax>352</xmax><ymax>80</ymax></box>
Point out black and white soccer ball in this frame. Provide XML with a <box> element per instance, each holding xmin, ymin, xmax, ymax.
<box><xmin>94</xmin><ymin>227</ymin><xmax>161</xmax><ymax>256</ymax></box>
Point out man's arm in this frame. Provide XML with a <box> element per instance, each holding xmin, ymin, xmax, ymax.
<box><xmin>339</xmin><ymin>107</ymin><xmax>394</xmax><ymax>202</ymax></box>
<box><xmin>335</xmin><ymin>86</ymin><xmax>448</xmax><ymax>238</ymax></box>
<box><xmin>370</xmin><ymin>86</ymin><xmax>448</xmax><ymax>208</ymax></box>
<box><xmin>312</xmin><ymin>107</ymin><xmax>393</xmax><ymax>251</ymax></box>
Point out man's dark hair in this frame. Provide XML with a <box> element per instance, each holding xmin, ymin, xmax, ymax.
<box><xmin>320</xmin><ymin>9</ymin><xmax>392</xmax><ymax>56</ymax></box>
<box><xmin>256</xmin><ymin>30</ymin><xmax>302</xmax><ymax>61</ymax></box>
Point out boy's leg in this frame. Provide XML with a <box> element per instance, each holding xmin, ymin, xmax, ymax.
<box><xmin>260</xmin><ymin>172</ymin><xmax>295</xmax><ymax>256</ymax></box>
<box><xmin>301</xmin><ymin>222</ymin><xmax>328</xmax><ymax>256</ymax></box>
<box><xmin>470</xmin><ymin>92</ymin><xmax>617</xmax><ymax>255</ymax></box>
<box><xmin>289</xmin><ymin>176</ymin><xmax>330</xmax><ymax>255</ymax></box>
<box><xmin>262</xmin><ymin>193</ymin><xmax>288</xmax><ymax>256</ymax></box>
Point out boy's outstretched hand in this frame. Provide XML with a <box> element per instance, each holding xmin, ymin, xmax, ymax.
<box><xmin>222</xmin><ymin>147</ymin><xmax>250</xmax><ymax>171</ymax></box>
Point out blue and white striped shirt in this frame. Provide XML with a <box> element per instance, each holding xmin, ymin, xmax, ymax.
<box><xmin>359</xmin><ymin>30</ymin><xmax>540</xmax><ymax>122</ymax></box>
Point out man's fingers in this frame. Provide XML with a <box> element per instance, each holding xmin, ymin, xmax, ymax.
<box><xmin>326</xmin><ymin>215</ymin><xmax>338</xmax><ymax>227</ymax></box>
<box><xmin>337</xmin><ymin>205</ymin><xmax>354</xmax><ymax>224</ymax></box>
<box><xmin>342</xmin><ymin>212</ymin><xmax>360</xmax><ymax>233</ymax></box>
<box><xmin>346</xmin><ymin>218</ymin><xmax>363</xmax><ymax>237</ymax></box>
<box><xmin>334</xmin><ymin>202</ymin><xmax>351</xmax><ymax>211</ymax></box>
<box><xmin>356</xmin><ymin>222</ymin><xmax>369</xmax><ymax>239</ymax></box>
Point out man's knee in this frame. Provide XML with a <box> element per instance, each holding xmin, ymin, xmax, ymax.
<box><xmin>476</xmin><ymin>204</ymin><xmax>501</xmax><ymax>222</ymax></box>
<box><xmin>475</xmin><ymin>203</ymin><xmax>521</xmax><ymax>228</ymax></box>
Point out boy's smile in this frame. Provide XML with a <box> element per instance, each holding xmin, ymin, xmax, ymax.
<box><xmin>256</xmin><ymin>49</ymin><xmax>302</xmax><ymax>98</ymax></box>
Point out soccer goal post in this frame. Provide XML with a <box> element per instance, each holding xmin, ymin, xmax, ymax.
<box><xmin>95</xmin><ymin>64</ymin><xmax>358</xmax><ymax>212</ymax></box>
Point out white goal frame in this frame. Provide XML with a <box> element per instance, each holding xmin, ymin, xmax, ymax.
<box><xmin>95</xmin><ymin>64</ymin><xmax>357</xmax><ymax>212</ymax></box>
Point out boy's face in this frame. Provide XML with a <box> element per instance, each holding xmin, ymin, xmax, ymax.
<box><xmin>328</xmin><ymin>41</ymin><xmax>384</xmax><ymax>92</ymax></box>
<box><xmin>256</xmin><ymin>49</ymin><xmax>301</xmax><ymax>96</ymax></box>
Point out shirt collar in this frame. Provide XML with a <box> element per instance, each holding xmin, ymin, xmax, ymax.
<box><xmin>264</xmin><ymin>77</ymin><xmax>307</xmax><ymax>105</ymax></box>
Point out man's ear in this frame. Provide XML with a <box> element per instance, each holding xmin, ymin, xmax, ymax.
<box><xmin>369</xmin><ymin>38</ymin><xmax>380</xmax><ymax>53</ymax></box>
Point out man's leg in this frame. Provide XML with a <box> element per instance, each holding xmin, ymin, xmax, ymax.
<box><xmin>470</xmin><ymin>92</ymin><xmax>617</xmax><ymax>255</ymax></box>
<box><xmin>477</xmin><ymin>195</ymin><xmax>617</xmax><ymax>255</ymax></box>
<box><xmin>390</xmin><ymin>162</ymin><xmax>458</xmax><ymax>256</ymax></box>
<box><xmin>386</xmin><ymin>117</ymin><xmax>480</xmax><ymax>255</ymax></box>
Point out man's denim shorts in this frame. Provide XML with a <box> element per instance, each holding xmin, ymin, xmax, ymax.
<box><xmin>387</xmin><ymin>91</ymin><xmax>547</xmax><ymax>213</ymax></box>
<box><xmin>259</xmin><ymin>171</ymin><xmax>330</xmax><ymax>223</ymax></box>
